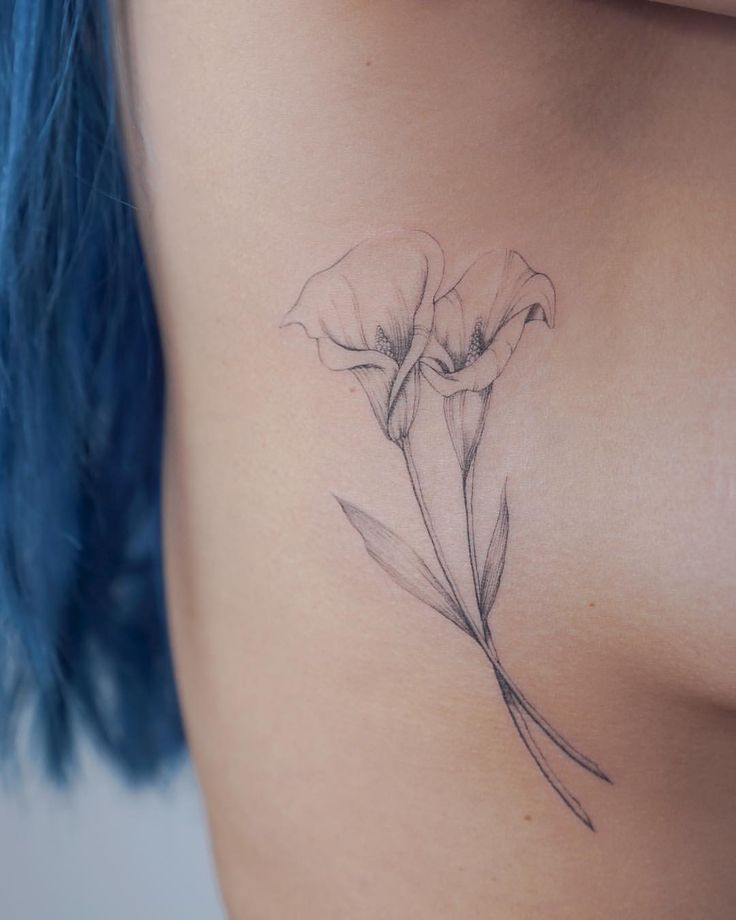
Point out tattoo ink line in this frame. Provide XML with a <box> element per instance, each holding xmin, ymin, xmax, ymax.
<box><xmin>282</xmin><ymin>230</ymin><xmax>611</xmax><ymax>829</ymax></box>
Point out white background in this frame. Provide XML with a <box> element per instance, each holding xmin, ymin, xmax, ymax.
<box><xmin>0</xmin><ymin>753</ymin><xmax>224</xmax><ymax>920</ymax></box>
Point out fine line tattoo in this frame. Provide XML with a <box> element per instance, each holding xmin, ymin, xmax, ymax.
<box><xmin>282</xmin><ymin>230</ymin><xmax>611</xmax><ymax>829</ymax></box>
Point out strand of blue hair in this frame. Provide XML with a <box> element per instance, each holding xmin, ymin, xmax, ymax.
<box><xmin>0</xmin><ymin>0</ymin><xmax>185</xmax><ymax>782</ymax></box>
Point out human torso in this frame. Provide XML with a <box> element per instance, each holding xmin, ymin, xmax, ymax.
<box><xmin>122</xmin><ymin>1</ymin><xmax>736</xmax><ymax>916</ymax></box>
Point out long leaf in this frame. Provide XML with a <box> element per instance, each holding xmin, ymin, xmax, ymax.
<box><xmin>480</xmin><ymin>482</ymin><xmax>509</xmax><ymax>623</ymax></box>
<box><xmin>502</xmin><ymin>686</ymin><xmax>595</xmax><ymax>830</ymax></box>
<box><xmin>336</xmin><ymin>497</ymin><xmax>470</xmax><ymax>635</ymax></box>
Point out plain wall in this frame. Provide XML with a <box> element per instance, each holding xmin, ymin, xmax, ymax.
<box><xmin>0</xmin><ymin>752</ymin><xmax>224</xmax><ymax>920</ymax></box>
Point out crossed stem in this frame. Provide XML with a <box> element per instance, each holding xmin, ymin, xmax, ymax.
<box><xmin>399</xmin><ymin>434</ymin><xmax>610</xmax><ymax>829</ymax></box>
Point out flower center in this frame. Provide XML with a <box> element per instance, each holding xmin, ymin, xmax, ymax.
<box><xmin>464</xmin><ymin>320</ymin><xmax>485</xmax><ymax>368</ymax></box>
<box><xmin>374</xmin><ymin>325</ymin><xmax>396</xmax><ymax>360</ymax></box>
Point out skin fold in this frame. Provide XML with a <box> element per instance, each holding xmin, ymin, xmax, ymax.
<box><xmin>649</xmin><ymin>0</ymin><xmax>736</xmax><ymax>14</ymax></box>
<box><xmin>119</xmin><ymin>2</ymin><xmax>736</xmax><ymax>917</ymax></box>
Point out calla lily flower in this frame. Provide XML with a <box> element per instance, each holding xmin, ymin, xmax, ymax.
<box><xmin>284</xmin><ymin>235</ymin><xmax>610</xmax><ymax>829</ymax></box>
<box><xmin>421</xmin><ymin>250</ymin><xmax>555</xmax><ymax>471</ymax></box>
<box><xmin>282</xmin><ymin>230</ymin><xmax>444</xmax><ymax>442</ymax></box>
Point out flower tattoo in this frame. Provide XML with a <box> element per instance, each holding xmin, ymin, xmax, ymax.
<box><xmin>283</xmin><ymin>230</ymin><xmax>443</xmax><ymax>442</ymax></box>
<box><xmin>282</xmin><ymin>230</ymin><xmax>611</xmax><ymax>829</ymax></box>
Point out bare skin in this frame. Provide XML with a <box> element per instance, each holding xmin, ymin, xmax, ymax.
<box><xmin>120</xmin><ymin>1</ymin><xmax>736</xmax><ymax>917</ymax></box>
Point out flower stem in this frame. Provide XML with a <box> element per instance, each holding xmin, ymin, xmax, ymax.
<box><xmin>502</xmin><ymin>683</ymin><xmax>596</xmax><ymax>830</ymax></box>
<box><xmin>460</xmin><ymin>388</ymin><xmax>491</xmax><ymax>627</ymax></box>
<box><xmin>478</xmin><ymin>639</ymin><xmax>611</xmax><ymax>783</ymax></box>
<box><xmin>464</xmin><ymin>458</ymin><xmax>481</xmax><ymax>607</ymax></box>
<box><xmin>461</xmin><ymin>451</ymin><xmax>610</xmax><ymax>783</ymax></box>
<box><xmin>400</xmin><ymin>435</ymin><xmax>473</xmax><ymax>632</ymax></box>
<box><xmin>402</xmin><ymin>432</ymin><xmax>610</xmax><ymax>791</ymax></box>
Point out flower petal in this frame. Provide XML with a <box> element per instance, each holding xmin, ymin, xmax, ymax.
<box><xmin>282</xmin><ymin>230</ymin><xmax>444</xmax><ymax>360</ymax></box>
<box><xmin>419</xmin><ymin>360</ymin><xmax>467</xmax><ymax>397</ymax></box>
<box><xmin>425</xmin><ymin>249</ymin><xmax>555</xmax><ymax>394</ymax></box>
<box><xmin>421</xmin><ymin>337</ymin><xmax>454</xmax><ymax>374</ymax></box>
<box><xmin>387</xmin><ymin>364</ymin><xmax>421</xmax><ymax>442</ymax></box>
<box><xmin>433</xmin><ymin>250</ymin><xmax>554</xmax><ymax>356</ymax></box>
<box><xmin>351</xmin><ymin>365</ymin><xmax>395</xmax><ymax>437</ymax></box>
<box><xmin>432</xmin><ymin>288</ymin><xmax>475</xmax><ymax>370</ymax></box>
<box><xmin>316</xmin><ymin>338</ymin><xmax>400</xmax><ymax>436</ymax></box>
<box><xmin>316</xmin><ymin>338</ymin><xmax>396</xmax><ymax>374</ymax></box>
<box><xmin>443</xmin><ymin>388</ymin><xmax>491</xmax><ymax>470</ymax></box>
<box><xmin>387</xmin><ymin>322</ymin><xmax>429</xmax><ymax>415</ymax></box>
<box><xmin>283</xmin><ymin>231</ymin><xmax>444</xmax><ymax>439</ymax></box>
<box><xmin>436</xmin><ymin>309</ymin><xmax>531</xmax><ymax>392</ymax></box>
<box><xmin>484</xmin><ymin>249</ymin><xmax>555</xmax><ymax>339</ymax></box>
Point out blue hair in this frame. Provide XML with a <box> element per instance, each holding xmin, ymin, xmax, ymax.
<box><xmin>0</xmin><ymin>1</ymin><xmax>184</xmax><ymax>781</ymax></box>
